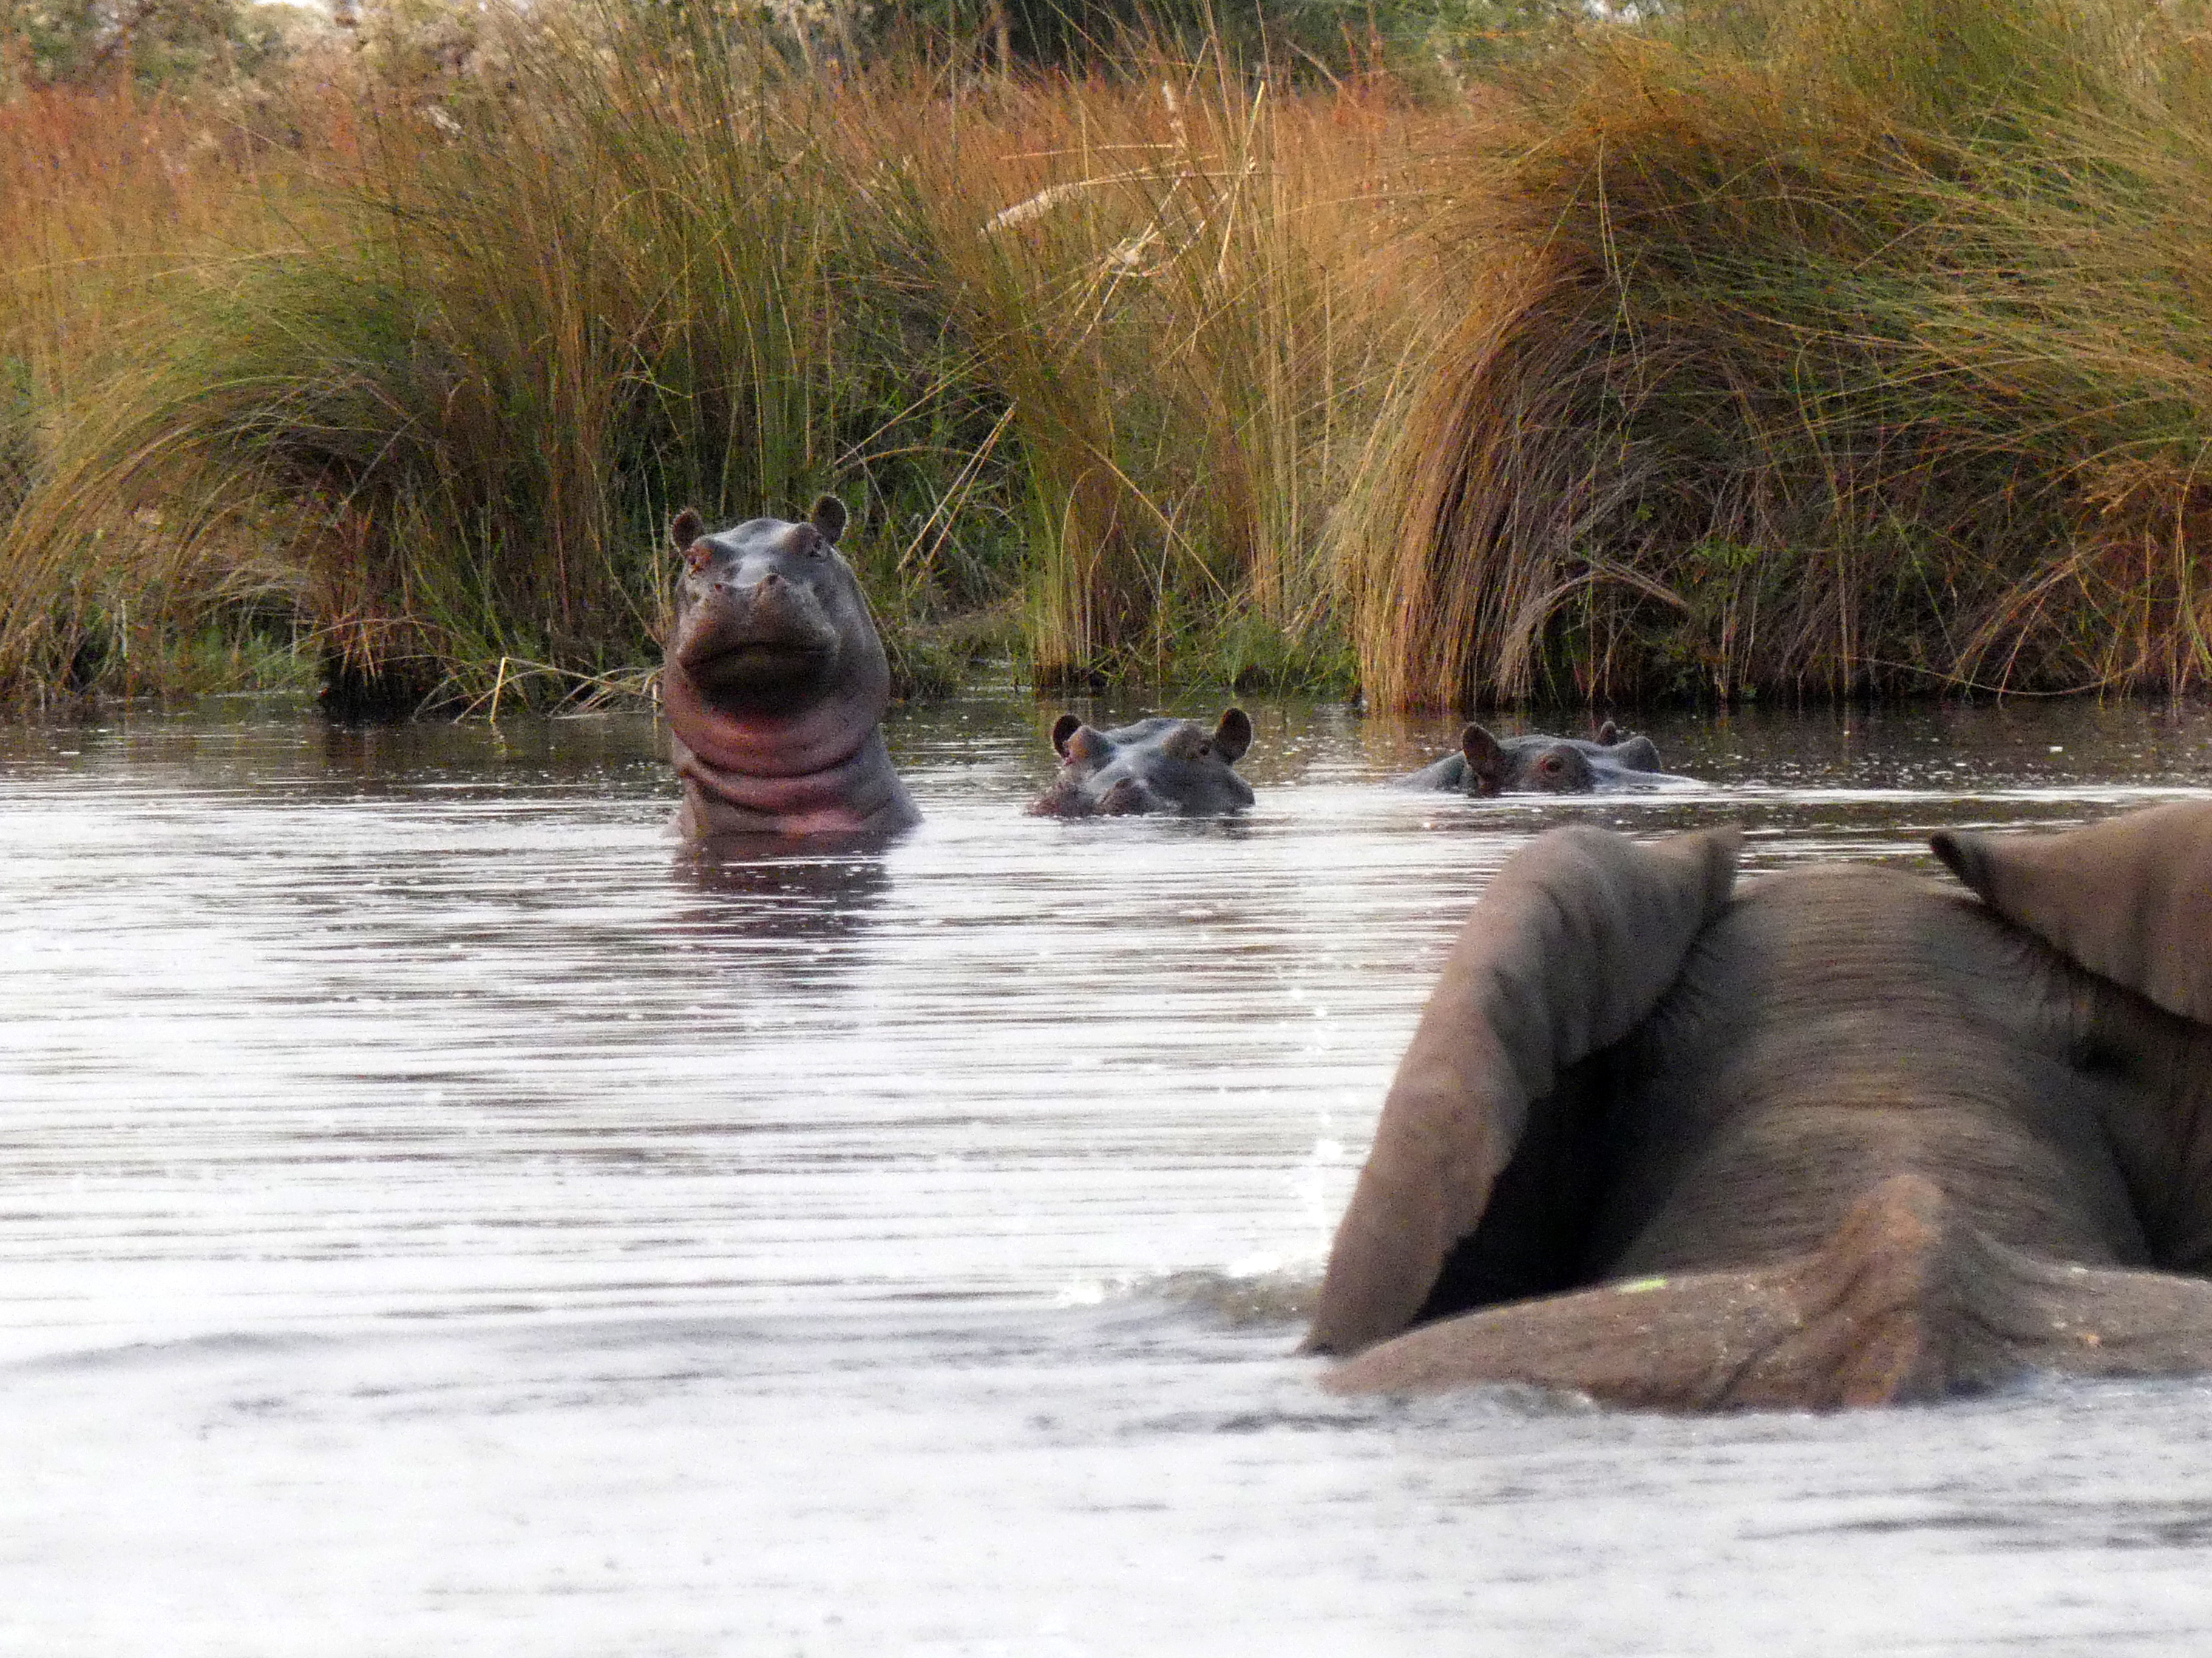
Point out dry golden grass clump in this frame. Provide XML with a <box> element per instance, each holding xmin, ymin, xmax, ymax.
<box><xmin>1348</xmin><ymin>0</ymin><xmax>2212</xmax><ymax>709</ymax></box>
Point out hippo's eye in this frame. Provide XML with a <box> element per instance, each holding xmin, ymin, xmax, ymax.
<box><xmin>1540</xmin><ymin>755</ymin><xmax>1564</xmax><ymax>772</ymax></box>
<box><xmin>1195</xmin><ymin>743</ymin><xmax>1210</xmax><ymax>758</ymax></box>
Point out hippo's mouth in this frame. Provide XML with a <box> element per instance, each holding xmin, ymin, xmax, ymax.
<box><xmin>679</xmin><ymin>637</ymin><xmax>833</xmax><ymax>687</ymax></box>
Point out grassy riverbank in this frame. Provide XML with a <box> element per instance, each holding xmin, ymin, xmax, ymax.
<box><xmin>4</xmin><ymin>0</ymin><xmax>2212</xmax><ymax>713</ymax></box>
<box><xmin>1351</xmin><ymin>0</ymin><xmax>2212</xmax><ymax>707</ymax></box>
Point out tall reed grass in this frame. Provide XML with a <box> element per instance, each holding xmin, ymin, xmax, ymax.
<box><xmin>866</xmin><ymin>57</ymin><xmax>1448</xmax><ymax>685</ymax></box>
<box><xmin>0</xmin><ymin>5</ymin><xmax>1444</xmax><ymax>710</ymax></box>
<box><xmin>1348</xmin><ymin>0</ymin><xmax>2212</xmax><ymax>707</ymax></box>
<box><xmin>142</xmin><ymin>9</ymin><xmax>968</xmax><ymax>712</ymax></box>
<box><xmin>10</xmin><ymin>0</ymin><xmax>2212</xmax><ymax>714</ymax></box>
<box><xmin>0</xmin><ymin>82</ymin><xmax>317</xmax><ymax>700</ymax></box>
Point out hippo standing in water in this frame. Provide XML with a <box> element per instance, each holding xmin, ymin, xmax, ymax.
<box><xmin>1404</xmin><ymin>720</ymin><xmax>1692</xmax><ymax>795</ymax></box>
<box><xmin>662</xmin><ymin>497</ymin><xmax>919</xmax><ymax>838</ymax></box>
<box><xmin>1028</xmin><ymin>710</ymin><xmax>1255</xmax><ymax>818</ymax></box>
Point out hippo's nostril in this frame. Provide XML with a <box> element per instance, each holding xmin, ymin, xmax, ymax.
<box><xmin>1099</xmin><ymin>778</ymin><xmax>1151</xmax><ymax>815</ymax></box>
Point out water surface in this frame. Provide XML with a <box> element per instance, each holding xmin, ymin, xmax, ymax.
<box><xmin>4</xmin><ymin>691</ymin><xmax>2212</xmax><ymax>1654</ymax></box>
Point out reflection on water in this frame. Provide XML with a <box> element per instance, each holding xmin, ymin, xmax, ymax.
<box><xmin>3</xmin><ymin>690</ymin><xmax>2212</xmax><ymax>1654</ymax></box>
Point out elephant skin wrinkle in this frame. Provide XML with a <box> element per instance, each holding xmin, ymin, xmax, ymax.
<box><xmin>662</xmin><ymin>498</ymin><xmax>919</xmax><ymax>840</ymax></box>
<box><xmin>1308</xmin><ymin>802</ymin><xmax>2212</xmax><ymax>1410</ymax></box>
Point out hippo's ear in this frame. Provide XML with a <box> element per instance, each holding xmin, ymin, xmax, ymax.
<box><xmin>810</xmin><ymin>495</ymin><xmax>847</xmax><ymax>546</ymax></box>
<box><xmin>1615</xmin><ymin>734</ymin><xmax>1664</xmax><ymax>772</ymax></box>
<box><xmin>1460</xmin><ymin>724</ymin><xmax>1509</xmax><ymax>796</ymax></box>
<box><xmin>1212</xmin><ymin>707</ymin><xmax>1252</xmax><ymax>764</ymax></box>
<box><xmin>1050</xmin><ymin>713</ymin><xmax>1084</xmax><ymax>758</ymax></box>
<box><xmin>1932</xmin><ymin>802</ymin><xmax>2212</xmax><ymax>1024</ymax></box>
<box><xmin>671</xmin><ymin>508</ymin><xmax>707</xmax><ymax>557</ymax></box>
<box><xmin>1593</xmin><ymin>719</ymin><xmax>1619</xmax><ymax>745</ymax></box>
<box><xmin>1306</xmin><ymin>823</ymin><xmax>1742</xmax><ymax>1358</ymax></box>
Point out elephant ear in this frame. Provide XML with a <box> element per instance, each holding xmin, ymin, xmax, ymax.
<box><xmin>1931</xmin><ymin>801</ymin><xmax>2212</xmax><ymax>1024</ymax></box>
<box><xmin>1304</xmin><ymin>823</ymin><xmax>1742</xmax><ymax>1358</ymax></box>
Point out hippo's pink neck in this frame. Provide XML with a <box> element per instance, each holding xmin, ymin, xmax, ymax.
<box><xmin>662</xmin><ymin>667</ymin><xmax>882</xmax><ymax>780</ymax></box>
<box><xmin>671</xmin><ymin>730</ymin><xmax>915</xmax><ymax>836</ymax></box>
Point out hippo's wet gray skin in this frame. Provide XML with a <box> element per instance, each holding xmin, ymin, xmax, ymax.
<box><xmin>1028</xmin><ymin>710</ymin><xmax>1255</xmax><ymax>818</ymax></box>
<box><xmin>1404</xmin><ymin>720</ymin><xmax>1690</xmax><ymax>795</ymax></box>
<box><xmin>662</xmin><ymin>497</ymin><xmax>919</xmax><ymax>838</ymax></box>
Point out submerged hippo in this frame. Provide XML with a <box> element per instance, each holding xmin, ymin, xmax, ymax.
<box><xmin>1405</xmin><ymin>720</ymin><xmax>1691</xmax><ymax>795</ymax></box>
<box><xmin>1028</xmin><ymin>710</ymin><xmax>1255</xmax><ymax>818</ymax></box>
<box><xmin>662</xmin><ymin>497</ymin><xmax>919</xmax><ymax>838</ymax></box>
<box><xmin>1306</xmin><ymin>803</ymin><xmax>2212</xmax><ymax>1411</ymax></box>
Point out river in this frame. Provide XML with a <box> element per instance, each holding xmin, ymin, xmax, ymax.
<box><xmin>4</xmin><ymin>690</ymin><xmax>2211</xmax><ymax>1654</ymax></box>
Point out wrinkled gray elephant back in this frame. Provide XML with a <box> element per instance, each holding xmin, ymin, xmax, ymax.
<box><xmin>1308</xmin><ymin>802</ymin><xmax>2212</xmax><ymax>1410</ymax></box>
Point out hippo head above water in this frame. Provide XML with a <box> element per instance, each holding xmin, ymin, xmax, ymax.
<box><xmin>662</xmin><ymin>497</ymin><xmax>919</xmax><ymax>838</ymax></box>
<box><xmin>1028</xmin><ymin>709</ymin><xmax>1255</xmax><ymax>818</ymax></box>
<box><xmin>668</xmin><ymin>497</ymin><xmax>875</xmax><ymax>710</ymax></box>
<box><xmin>1405</xmin><ymin>720</ymin><xmax>1687</xmax><ymax>796</ymax></box>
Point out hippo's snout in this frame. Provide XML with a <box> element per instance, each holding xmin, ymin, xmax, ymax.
<box><xmin>1025</xmin><ymin>774</ymin><xmax>1150</xmax><ymax>818</ymax></box>
<box><xmin>1097</xmin><ymin>776</ymin><xmax>1155</xmax><ymax>815</ymax></box>
<box><xmin>674</xmin><ymin>577</ymin><xmax>844</xmax><ymax>693</ymax></box>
